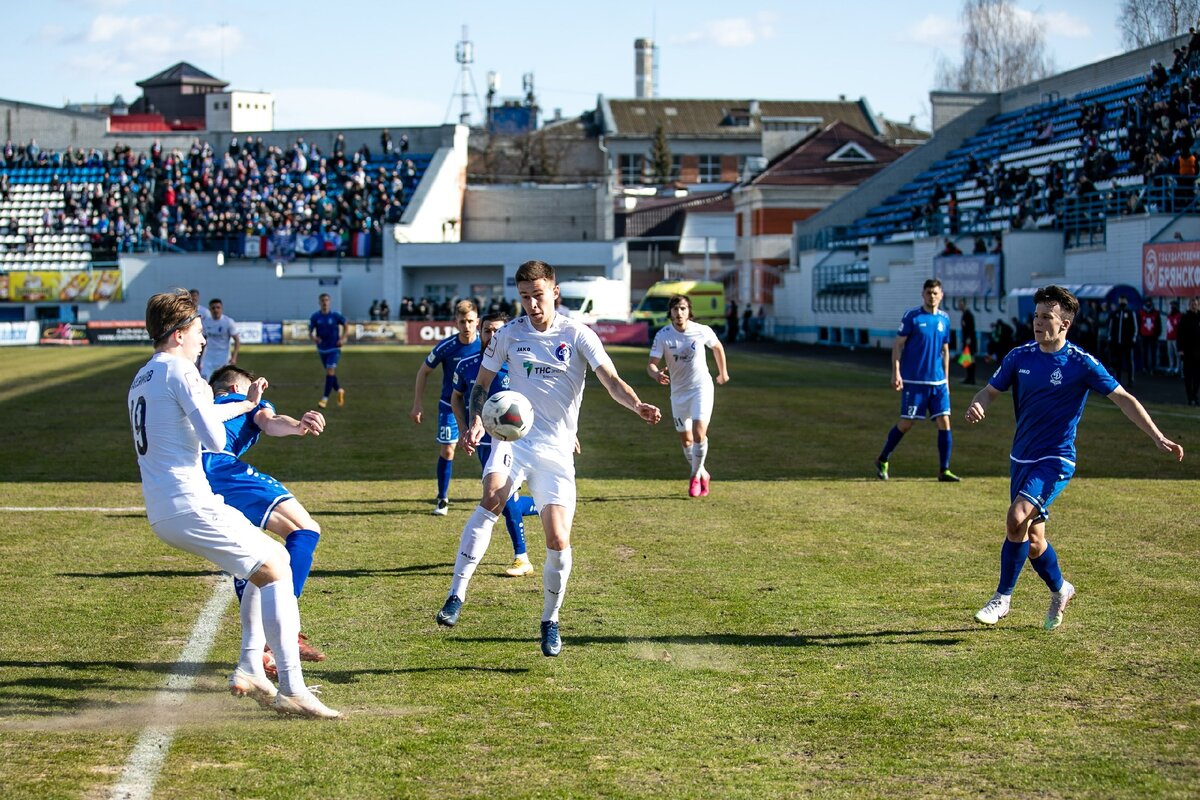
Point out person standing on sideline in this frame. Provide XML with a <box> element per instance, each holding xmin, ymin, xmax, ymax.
<box><xmin>959</xmin><ymin>301</ymin><xmax>977</xmax><ymax>384</ymax></box>
<box><xmin>450</xmin><ymin>310</ymin><xmax>540</xmax><ymax>577</ymax></box>
<box><xmin>647</xmin><ymin>295</ymin><xmax>730</xmax><ymax>497</ymax></box>
<box><xmin>1108</xmin><ymin>296</ymin><xmax>1137</xmax><ymax>386</ymax></box>
<box><xmin>190</xmin><ymin>288</ymin><xmax>212</xmax><ymax>321</ymax></box>
<box><xmin>1178</xmin><ymin>297</ymin><xmax>1200</xmax><ymax>405</ymax></box>
<box><xmin>199</xmin><ymin>298</ymin><xmax>240</xmax><ymax>381</ymax></box>
<box><xmin>410</xmin><ymin>300</ymin><xmax>480</xmax><ymax>516</ymax></box>
<box><xmin>1137</xmin><ymin>299</ymin><xmax>1162</xmax><ymax>375</ymax></box>
<box><xmin>128</xmin><ymin>289</ymin><xmax>340</xmax><ymax>718</ymax></box>
<box><xmin>435</xmin><ymin>260</ymin><xmax>661</xmax><ymax>657</ymax></box>
<box><xmin>966</xmin><ymin>285</ymin><xmax>1183</xmax><ymax>630</ymax></box>
<box><xmin>875</xmin><ymin>278</ymin><xmax>959</xmax><ymax>482</ymax></box>
<box><xmin>204</xmin><ymin>365</ymin><xmax>330</xmax><ymax>669</ymax></box>
<box><xmin>308</xmin><ymin>293</ymin><xmax>347</xmax><ymax>409</ymax></box>
<box><xmin>1165</xmin><ymin>301</ymin><xmax>1182</xmax><ymax>375</ymax></box>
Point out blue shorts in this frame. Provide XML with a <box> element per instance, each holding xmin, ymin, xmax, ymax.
<box><xmin>900</xmin><ymin>383</ymin><xmax>950</xmax><ymax>420</ymax></box>
<box><xmin>317</xmin><ymin>347</ymin><xmax>341</xmax><ymax>369</ymax></box>
<box><xmin>203</xmin><ymin>453</ymin><xmax>293</xmax><ymax>529</ymax></box>
<box><xmin>1010</xmin><ymin>458</ymin><xmax>1075</xmax><ymax>522</ymax></box>
<box><xmin>437</xmin><ymin>402</ymin><xmax>459</xmax><ymax>445</ymax></box>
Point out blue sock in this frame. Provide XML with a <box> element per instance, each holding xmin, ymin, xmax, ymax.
<box><xmin>331</xmin><ymin>374</ymin><xmax>340</xmax><ymax>391</ymax></box>
<box><xmin>501</xmin><ymin>497</ymin><xmax>528</xmax><ymax>556</ymax></box>
<box><xmin>284</xmin><ymin>529</ymin><xmax>320</xmax><ymax>597</ymax></box>
<box><xmin>233</xmin><ymin>576</ymin><xmax>247</xmax><ymax>602</ymax></box>
<box><xmin>436</xmin><ymin>456</ymin><xmax>453</xmax><ymax>500</ymax></box>
<box><xmin>514</xmin><ymin>494</ymin><xmax>538</xmax><ymax>518</ymax></box>
<box><xmin>997</xmin><ymin>538</ymin><xmax>1031</xmax><ymax>595</ymax></box>
<box><xmin>1029</xmin><ymin>542</ymin><xmax>1064</xmax><ymax>593</ymax></box>
<box><xmin>938</xmin><ymin>429</ymin><xmax>953</xmax><ymax>471</ymax></box>
<box><xmin>879</xmin><ymin>425</ymin><xmax>905</xmax><ymax>463</ymax></box>
<box><xmin>323</xmin><ymin>375</ymin><xmax>335</xmax><ymax>397</ymax></box>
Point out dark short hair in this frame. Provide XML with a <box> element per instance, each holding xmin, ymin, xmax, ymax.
<box><xmin>1033</xmin><ymin>285</ymin><xmax>1080</xmax><ymax>319</ymax></box>
<box><xmin>923</xmin><ymin>278</ymin><xmax>943</xmax><ymax>291</ymax></box>
<box><xmin>209</xmin><ymin>298</ymin><xmax>222</xmax><ymax>307</ymax></box>
<box><xmin>210</xmin><ymin>365</ymin><xmax>256</xmax><ymax>394</ymax></box>
<box><xmin>515</xmin><ymin>260</ymin><xmax>555</xmax><ymax>284</ymax></box>
<box><xmin>668</xmin><ymin>294</ymin><xmax>692</xmax><ymax>317</ymax></box>
<box><xmin>482</xmin><ymin>310</ymin><xmax>510</xmax><ymax>325</ymax></box>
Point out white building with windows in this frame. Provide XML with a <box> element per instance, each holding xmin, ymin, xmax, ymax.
<box><xmin>205</xmin><ymin>90</ymin><xmax>275</xmax><ymax>133</ymax></box>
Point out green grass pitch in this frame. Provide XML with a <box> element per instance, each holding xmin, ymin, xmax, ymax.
<box><xmin>0</xmin><ymin>344</ymin><xmax>1197</xmax><ymax>798</ymax></box>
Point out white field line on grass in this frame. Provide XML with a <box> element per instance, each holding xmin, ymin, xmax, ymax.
<box><xmin>0</xmin><ymin>506</ymin><xmax>144</xmax><ymax>512</ymax></box>
<box><xmin>109</xmin><ymin>580</ymin><xmax>233</xmax><ymax>800</ymax></box>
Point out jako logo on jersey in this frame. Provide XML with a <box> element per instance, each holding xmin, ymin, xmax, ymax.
<box><xmin>555</xmin><ymin>343</ymin><xmax>572</xmax><ymax>366</ymax></box>
<box><xmin>1019</xmin><ymin>368</ymin><xmax>1031</xmax><ymax>374</ymax></box>
<box><xmin>1050</xmin><ymin>368</ymin><xmax>1063</xmax><ymax>386</ymax></box>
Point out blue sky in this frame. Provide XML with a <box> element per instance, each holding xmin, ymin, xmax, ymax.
<box><xmin>4</xmin><ymin>1</ymin><xmax>1128</xmax><ymax>131</ymax></box>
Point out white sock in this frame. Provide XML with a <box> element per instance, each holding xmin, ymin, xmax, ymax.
<box><xmin>450</xmin><ymin>506</ymin><xmax>498</xmax><ymax>600</ymax></box>
<box><xmin>542</xmin><ymin>546</ymin><xmax>573</xmax><ymax>622</ymax></box>
<box><xmin>259</xmin><ymin>577</ymin><xmax>305</xmax><ymax>695</ymax></box>
<box><xmin>682</xmin><ymin>445</ymin><xmax>695</xmax><ymax>473</ymax></box>
<box><xmin>692</xmin><ymin>439</ymin><xmax>709</xmax><ymax>477</ymax></box>
<box><xmin>237</xmin><ymin>580</ymin><xmax>267</xmax><ymax>677</ymax></box>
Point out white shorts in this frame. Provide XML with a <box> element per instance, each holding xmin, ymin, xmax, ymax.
<box><xmin>670</xmin><ymin>385</ymin><xmax>714</xmax><ymax>432</ymax></box>
<box><xmin>484</xmin><ymin>439</ymin><xmax>576</xmax><ymax>515</ymax></box>
<box><xmin>151</xmin><ymin>499</ymin><xmax>288</xmax><ymax>580</ymax></box>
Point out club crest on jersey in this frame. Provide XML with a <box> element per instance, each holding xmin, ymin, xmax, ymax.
<box><xmin>555</xmin><ymin>343</ymin><xmax>572</xmax><ymax>366</ymax></box>
<box><xmin>1050</xmin><ymin>367</ymin><xmax>1063</xmax><ymax>386</ymax></box>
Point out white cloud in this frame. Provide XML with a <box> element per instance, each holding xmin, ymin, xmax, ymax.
<box><xmin>1040</xmin><ymin>11</ymin><xmax>1091</xmax><ymax>39</ymax></box>
<box><xmin>59</xmin><ymin>14</ymin><xmax>243</xmax><ymax>77</ymax></box>
<box><xmin>901</xmin><ymin>14</ymin><xmax>958</xmax><ymax>46</ymax></box>
<box><xmin>672</xmin><ymin>13</ymin><xmax>779</xmax><ymax>49</ymax></box>
<box><xmin>272</xmin><ymin>88</ymin><xmax>447</xmax><ymax>129</ymax></box>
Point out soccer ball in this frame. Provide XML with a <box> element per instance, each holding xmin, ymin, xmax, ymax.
<box><xmin>481</xmin><ymin>390</ymin><xmax>535</xmax><ymax>442</ymax></box>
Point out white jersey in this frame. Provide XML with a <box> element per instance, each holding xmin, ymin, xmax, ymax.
<box><xmin>482</xmin><ymin>313</ymin><xmax>612</xmax><ymax>455</ymax></box>
<box><xmin>128</xmin><ymin>352</ymin><xmax>222</xmax><ymax>523</ymax></box>
<box><xmin>200</xmin><ymin>315</ymin><xmax>237</xmax><ymax>372</ymax></box>
<box><xmin>650</xmin><ymin>322</ymin><xmax>719</xmax><ymax>397</ymax></box>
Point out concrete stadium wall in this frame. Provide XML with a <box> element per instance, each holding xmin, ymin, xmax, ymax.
<box><xmin>463</xmin><ymin>184</ymin><xmax>612</xmax><ymax>242</ymax></box>
<box><xmin>1</xmin><ymin>100</ymin><xmax>108</xmax><ymax>150</ymax></box>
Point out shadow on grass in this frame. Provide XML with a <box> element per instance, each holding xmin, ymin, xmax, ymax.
<box><xmin>316</xmin><ymin>665</ymin><xmax>529</xmax><ymax>685</ymax></box>
<box><xmin>0</xmin><ymin>660</ymin><xmax>234</xmax><ymax>715</ymax></box>
<box><xmin>310</xmin><ymin>563</ymin><xmax>445</xmax><ymax>578</ymax></box>
<box><xmin>58</xmin><ymin>568</ymin><xmax>223</xmax><ymax>579</ymax></box>
<box><xmin>452</xmin><ymin>627</ymin><xmax>978</xmax><ymax>649</ymax></box>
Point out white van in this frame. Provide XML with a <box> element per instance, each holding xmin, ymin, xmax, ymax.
<box><xmin>557</xmin><ymin>277</ymin><xmax>629</xmax><ymax>323</ymax></box>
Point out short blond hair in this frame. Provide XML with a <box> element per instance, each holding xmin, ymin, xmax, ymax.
<box><xmin>455</xmin><ymin>299</ymin><xmax>478</xmax><ymax>318</ymax></box>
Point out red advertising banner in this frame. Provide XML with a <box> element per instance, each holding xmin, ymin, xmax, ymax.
<box><xmin>406</xmin><ymin>321</ymin><xmax>459</xmax><ymax>344</ymax></box>
<box><xmin>587</xmin><ymin>321</ymin><xmax>651</xmax><ymax>346</ymax></box>
<box><xmin>1143</xmin><ymin>242</ymin><xmax>1200</xmax><ymax>297</ymax></box>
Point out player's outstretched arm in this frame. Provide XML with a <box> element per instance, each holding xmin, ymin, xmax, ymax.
<box><xmin>965</xmin><ymin>384</ymin><xmax>1001</xmax><ymax>424</ymax></box>
<box><xmin>462</xmin><ymin>375</ymin><xmax>494</xmax><ymax>453</ymax></box>
<box><xmin>255</xmin><ymin>406</ymin><xmax>325</xmax><ymax>438</ymax></box>
<box><xmin>410</xmin><ymin>363</ymin><xmax>434</xmax><ymax>423</ymax></box>
<box><xmin>712</xmin><ymin>340</ymin><xmax>730</xmax><ymax>384</ymax></box>
<box><xmin>1108</xmin><ymin>387</ymin><xmax>1185</xmax><ymax>461</ymax></box>
<box><xmin>595</xmin><ymin>363</ymin><xmax>661</xmax><ymax>424</ymax></box>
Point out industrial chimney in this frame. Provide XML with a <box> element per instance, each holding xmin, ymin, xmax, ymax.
<box><xmin>635</xmin><ymin>38</ymin><xmax>655</xmax><ymax>99</ymax></box>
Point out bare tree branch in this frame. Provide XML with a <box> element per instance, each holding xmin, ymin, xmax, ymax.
<box><xmin>936</xmin><ymin>0</ymin><xmax>1056</xmax><ymax>92</ymax></box>
<box><xmin>1118</xmin><ymin>0</ymin><xmax>1200</xmax><ymax>50</ymax></box>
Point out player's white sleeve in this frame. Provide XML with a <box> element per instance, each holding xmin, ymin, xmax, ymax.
<box><xmin>481</xmin><ymin>325</ymin><xmax>509</xmax><ymax>373</ymax></box>
<box><xmin>171</xmin><ymin>364</ymin><xmax>225</xmax><ymax>451</ymax></box>
<box><xmin>577</xmin><ymin>324</ymin><xmax>614</xmax><ymax>372</ymax></box>
<box><xmin>649</xmin><ymin>328</ymin><xmax>665</xmax><ymax>358</ymax></box>
<box><xmin>701</xmin><ymin>324</ymin><xmax>719</xmax><ymax>348</ymax></box>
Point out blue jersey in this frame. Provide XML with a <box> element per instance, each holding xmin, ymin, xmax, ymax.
<box><xmin>453</xmin><ymin>352</ymin><xmax>510</xmax><ymax>446</ymax></box>
<box><xmin>989</xmin><ymin>341</ymin><xmax>1119</xmax><ymax>466</ymax></box>
<box><xmin>210</xmin><ymin>392</ymin><xmax>274</xmax><ymax>457</ymax></box>
<box><xmin>897</xmin><ymin>306</ymin><xmax>950</xmax><ymax>384</ymax></box>
<box><xmin>425</xmin><ymin>333</ymin><xmax>481</xmax><ymax>403</ymax></box>
<box><xmin>309</xmin><ymin>310</ymin><xmax>346</xmax><ymax>351</ymax></box>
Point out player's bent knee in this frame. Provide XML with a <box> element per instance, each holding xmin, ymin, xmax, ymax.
<box><xmin>249</xmin><ymin>555</ymin><xmax>292</xmax><ymax>587</ymax></box>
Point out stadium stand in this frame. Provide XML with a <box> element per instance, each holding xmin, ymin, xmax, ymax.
<box><xmin>828</xmin><ymin>41</ymin><xmax>1200</xmax><ymax>250</ymax></box>
<box><xmin>0</xmin><ymin>137</ymin><xmax>433</xmax><ymax>264</ymax></box>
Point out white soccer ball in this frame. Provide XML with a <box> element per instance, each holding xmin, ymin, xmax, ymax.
<box><xmin>481</xmin><ymin>390</ymin><xmax>535</xmax><ymax>442</ymax></box>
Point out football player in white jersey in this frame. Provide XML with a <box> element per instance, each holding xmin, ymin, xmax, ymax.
<box><xmin>128</xmin><ymin>289</ymin><xmax>340</xmax><ymax>719</ymax></box>
<box><xmin>199</xmin><ymin>298</ymin><xmax>240</xmax><ymax>381</ymax></box>
<box><xmin>647</xmin><ymin>294</ymin><xmax>730</xmax><ymax>497</ymax></box>
<box><xmin>435</xmin><ymin>260</ymin><xmax>662</xmax><ymax>657</ymax></box>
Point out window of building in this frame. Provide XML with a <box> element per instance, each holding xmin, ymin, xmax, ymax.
<box><xmin>697</xmin><ymin>154</ymin><xmax>721</xmax><ymax>182</ymax></box>
<box><xmin>671</xmin><ymin>155</ymin><xmax>682</xmax><ymax>180</ymax></box>
<box><xmin>827</xmin><ymin>142</ymin><xmax>875</xmax><ymax>162</ymax></box>
<box><xmin>619</xmin><ymin>153</ymin><xmax>645</xmax><ymax>184</ymax></box>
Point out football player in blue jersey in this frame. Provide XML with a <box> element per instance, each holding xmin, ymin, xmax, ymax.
<box><xmin>450</xmin><ymin>311</ymin><xmax>540</xmax><ymax>577</ymax></box>
<box><xmin>204</xmin><ymin>365</ymin><xmax>330</xmax><ymax>666</ymax></box>
<box><xmin>875</xmin><ymin>278</ymin><xmax>960</xmax><ymax>482</ymax></box>
<box><xmin>410</xmin><ymin>300</ymin><xmax>480</xmax><ymax>515</ymax></box>
<box><xmin>966</xmin><ymin>285</ymin><xmax>1184</xmax><ymax>630</ymax></box>
<box><xmin>308</xmin><ymin>293</ymin><xmax>348</xmax><ymax>409</ymax></box>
